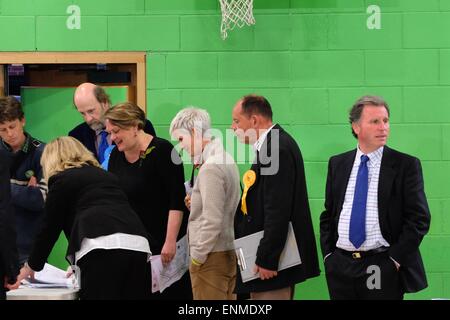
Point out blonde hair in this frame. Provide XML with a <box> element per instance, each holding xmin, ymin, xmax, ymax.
<box><xmin>103</xmin><ymin>102</ymin><xmax>146</xmax><ymax>130</ymax></box>
<box><xmin>40</xmin><ymin>136</ymin><xmax>101</xmax><ymax>181</ymax></box>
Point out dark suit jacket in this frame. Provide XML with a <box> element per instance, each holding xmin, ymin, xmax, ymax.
<box><xmin>69</xmin><ymin>120</ymin><xmax>156</xmax><ymax>161</ymax></box>
<box><xmin>234</xmin><ymin>124</ymin><xmax>320</xmax><ymax>294</ymax></box>
<box><xmin>320</xmin><ymin>146</ymin><xmax>431</xmax><ymax>293</ymax></box>
<box><xmin>0</xmin><ymin>150</ymin><xmax>19</xmax><ymax>288</ymax></box>
<box><xmin>27</xmin><ymin>165</ymin><xmax>149</xmax><ymax>271</ymax></box>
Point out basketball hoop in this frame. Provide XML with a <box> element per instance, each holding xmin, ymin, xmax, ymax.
<box><xmin>219</xmin><ymin>0</ymin><xmax>255</xmax><ymax>40</ymax></box>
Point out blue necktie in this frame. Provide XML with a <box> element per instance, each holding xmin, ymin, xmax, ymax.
<box><xmin>98</xmin><ymin>130</ymin><xmax>109</xmax><ymax>164</ymax></box>
<box><xmin>349</xmin><ymin>155</ymin><xmax>369</xmax><ymax>249</ymax></box>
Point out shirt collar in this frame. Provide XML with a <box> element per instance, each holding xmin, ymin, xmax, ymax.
<box><xmin>355</xmin><ymin>145</ymin><xmax>384</xmax><ymax>167</ymax></box>
<box><xmin>95</xmin><ymin>127</ymin><xmax>106</xmax><ymax>136</ymax></box>
<box><xmin>1</xmin><ymin>132</ymin><xmax>31</xmax><ymax>153</ymax></box>
<box><xmin>253</xmin><ymin>124</ymin><xmax>276</xmax><ymax>152</ymax></box>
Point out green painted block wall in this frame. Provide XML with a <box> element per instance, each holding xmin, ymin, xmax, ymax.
<box><xmin>1</xmin><ymin>0</ymin><xmax>449</xmax><ymax>299</ymax></box>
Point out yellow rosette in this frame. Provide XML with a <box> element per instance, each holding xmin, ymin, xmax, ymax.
<box><xmin>241</xmin><ymin>170</ymin><xmax>256</xmax><ymax>215</ymax></box>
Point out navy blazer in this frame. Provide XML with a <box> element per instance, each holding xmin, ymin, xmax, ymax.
<box><xmin>320</xmin><ymin>146</ymin><xmax>431</xmax><ymax>293</ymax></box>
<box><xmin>69</xmin><ymin>120</ymin><xmax>156</xmax><ymax>161</ymax></box>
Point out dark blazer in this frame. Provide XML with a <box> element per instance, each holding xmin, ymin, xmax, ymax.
<box><xmin>235</xmin><ymin>124</ymin><xmax>320</xmax><ymax>294</ymax></box>
<box><xmin>27</xmin><ymin>165</ymin><xmax>149</xmax><ymax>271</ymax></box>
<box><xmin>0</xmin><ymin>150</ymin><xmax>19</xmax><ymax>288</ymax></box>
<box><xmin>320</xmin><ymin>146</ymin><xmax>431</xmax><ymax>293</ymax></box>
<box><xmin>69</xmin><ymin>119</ymin><xmax>156</xmax><ymax>161</ymax></box>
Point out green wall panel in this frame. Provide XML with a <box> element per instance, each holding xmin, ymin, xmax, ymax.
<box><xmin>147</xmin><ymin>89</ymin><xmax>182</xmax><ymax>125</ymax></box>
<box><xmin>36</xmin><ymin>16</ymin><xmax>107</xmax><ymax>51</ymax></box>
<box><xmin>328</xmin><ymin>87</ymin><xmax>403</xmax><ymax>124</ymax></box>
<box><xmin>75</xmin><ymin>0</ymin><xmax>145</xmax><ymax>15</ymax></box>
<box><xmin>404</xmin><ymin>87</ymin><xmax>450</xmax><ymax>123</ymax></box>
<box><xmin>147</xmin><ymin>53</ymin><xmax>167</xmax><ymax>89</ymax></box>
<box><xmin>291</xmin><ymin>0</ymin><xmax>365</xmax><ymax>13</ymax></box>
<box><xmin>108</xmin><ymin>16</ymin><xmax>179</xmax><ymax>51</ymax></box>
<box><xmin>421</xmin><ymin>236</ymin><xmax>450</xmax><ymax>272</ymax></box>
<box><xmin>443</xmin><ymin>273</ymin><xmax>450</xmax><ymax>298</ymax></box>
<box><xmin>0</xmin><ymin>0</ymin><xmax>72</xmax><ymax>16</ymax></box>
<box><xmin>253</xmin><ymin>15</ymin><xmax>291</xmax><ymax>51</ymax></box>
<box><xmin>0</xmin><ymin>17</ymin><xmax>35</xmax><ymax>51</ymax></box>
<box><xmin>304</xmin><ymin>162</ymin><xmax>328</xmax><ymax>199</ymax></box>
<box><xmin>444</xmin><ymin>125</ymin><xmax>450</xmax><ymax>160</ymax></box>
<box><xmin>442</xmin><ymin>200</ymin><xmax>450</xmax><ymax>234</ymax></box>
<box><xmin>365</xmin><ymin>50</ymin><xmax>439</xmax><ymax>86</ymax></box>
<box><xmin>404</xmin><ymin>13</ymin><xmax>450</xmax><ymax>48</ymax></box>
<box><xmin>144</xmin><ymin>0</ymin><xmax>217</xmax><ymax>15</ymax></box>
<box><xmin>218</xmin><ymin>52</ymin><xmax>290</xmax><ymax>87</ymax></box>
<box><xmin>422</xmin><ymin>162</ymin><xmax>450</xmax><ymax>198</ymax></box>
<box><xmin>167</xmin><ymin>53</ymin><xmax>218</xmax><ymax>88</ymax></box>
<box><xmin>291</xmin><ymin>51</ymin><xmax>364</xmax><ymax>87</ymax></box>
<box><xmin>253</xmin><ymin>0</ymin><xmax>290</xmax><ymax>13</ymax></box>
<box><xmin>181</xmin><ymin>15</ymin><xmax>254</xmax><ymax>51</ymax></box>
<box><xmin>328</xmin><ymin>13</ymin><xmax>402</xmax><ymax>49</ymax></box>
<box><xmin>292</xmin><ymin>125</ymin><xmax>353</xmax><ymax>162</ymax></box>
<box><xmin>389</xmin><ymin>124</ymin><xmax>442</xmax><ymax>161</ymax></box>
<box><xmin>407</xmin><ymin>273</ymin><xmax>444</xmax><ymax>300</ymax></box>
<box><xmin>438</xmin><ymin>50</ymin><xmax>450</xmax><ymax>85</ymax></box>
<box><xmin>365</xmin><ymin>0</ymin><xmax>440</xmax><ymax>12</ymax></box>
<box><xmin>291</xmin><ymin>89</ymin><xmax>329</xmax><ymax>124</ymax></box>
<box><xmin>291</xmin><ymin>14</ymin><xmax>328</xmax><ymax>51</ymax></box>
<box><xmin>427</xmin><ymin>199</ymin><xmax>443</xmax><ymax>235</ymax></box>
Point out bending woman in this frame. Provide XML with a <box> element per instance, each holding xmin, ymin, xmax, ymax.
<box><xmin>9</xmin><ymin>136</ymin><xmax>152</xmax><ymax>300</ymax></box>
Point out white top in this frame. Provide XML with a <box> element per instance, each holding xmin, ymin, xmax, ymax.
<box><xmin>72</xmin><ymin>233</ymin><xmax>151</xmax><ymax>264</ymax></box>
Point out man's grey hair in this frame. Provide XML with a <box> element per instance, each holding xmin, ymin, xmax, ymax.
<box><xmin>170</xmin><ymin>107</ymin><xmax>211</xmax><ymax>139</ymax></box>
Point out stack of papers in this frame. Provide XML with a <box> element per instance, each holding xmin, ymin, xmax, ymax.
<box><xmin>21</xmin><ymin>263</ymin><xmax>78</xmax><ymax>289</ymax></box>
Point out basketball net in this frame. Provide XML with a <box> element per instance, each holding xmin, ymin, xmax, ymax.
<box><xmin>219</xmin><ymin>0</ymin><xmax>255</xmax><ymax>40</ymax></box>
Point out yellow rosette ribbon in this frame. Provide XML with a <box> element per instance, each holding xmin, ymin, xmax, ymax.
<box><xmin>241</xmin><ymin>170</ymin><xmax>256</xmax><ymax>215</ymax></box>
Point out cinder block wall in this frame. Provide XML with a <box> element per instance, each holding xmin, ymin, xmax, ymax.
<box><xmin>1</xmin><ymin>0</ymin><xmax>449</xmax><ymax>299</ymax></box>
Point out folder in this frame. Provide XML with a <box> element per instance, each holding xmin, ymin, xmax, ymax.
<box><xmin>234</xmin><ymin>222</ymin><xmax>301</xmax><ymax>283</ymax></box>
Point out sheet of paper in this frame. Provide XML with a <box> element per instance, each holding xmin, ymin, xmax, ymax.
<box><xmin>151</xmin><ymin>235</ymin><xmax>189</xmax><ymax>293</ymax></box>
<box><xmin>184</xmin><ymin>180</ymin><xmax>193</xmax><ymax>196</ymax></box>
<box><xmin>21</xmin><ymin>263</ymin><xmax>77</xmax><ymax>288</ymax></box>
<box><xmin>234</xmin><ymin>222</ymin><xmax>301</xmax><ymax>283</ymax></box>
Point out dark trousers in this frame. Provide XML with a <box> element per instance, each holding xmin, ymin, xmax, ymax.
<box><xmin>78</xmin><ymin>249</ymin><xmax>151</xmax><ymax>300</ymax></box>
<box><xmin>324</xmin><ymin>249</ymin><xmax>403</xmax><ymax>300</ymax></box>
<box><xmin>0</xmin><ymin>264</ymin><xmax>5</xmax><ymax>300</ymax></box>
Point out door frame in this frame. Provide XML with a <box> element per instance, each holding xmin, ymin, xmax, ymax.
<box><xmin>0</xmin><ymin>51</ymin><xmax>147</xmax><ymax>111</ymax></box>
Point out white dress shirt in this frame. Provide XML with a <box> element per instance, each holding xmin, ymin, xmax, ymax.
<box><xmin>253</xmin><ymin>124</ymin><xmax>276</xmax><ymax>152</ymax></box>
<box><xmin>336</xmin><ymin>146</ymin><xmax>390</xmax><ymax>251</ymax></box>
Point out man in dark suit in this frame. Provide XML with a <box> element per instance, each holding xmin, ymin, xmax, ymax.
<box><xmin>231</xmin><ymin>94</ymin><xmax>320</xmax><ymax>300</ymax></box>
<box><xmin>0</xmin><ymin>150</ymin><xmax>19</xmax><ymax>300</ymax></box>
<box><xmin>320</xmin><ymin>95</ymin><xmax>431</xmax><ymax>300</ymax></box>
<box><xmin>69</xmin><ymin>82</ymin><xmax>156</xmax><ymax>164</ymax></box>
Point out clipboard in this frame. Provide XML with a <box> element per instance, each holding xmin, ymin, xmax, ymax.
<box><xmin>234</xmin><ymin>222</ymin><xmax>301</xmax><ymax>283</ymax></box>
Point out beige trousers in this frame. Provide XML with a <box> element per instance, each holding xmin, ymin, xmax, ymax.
<box><xmin>189</xmin><ymin>250</ymin><xmax>237</xmax><ymax>300</ymax></box>
<box><xmin>250</xmin><ymin>286</ymin><xmax>294</xmax><ymax>300</ymax></box>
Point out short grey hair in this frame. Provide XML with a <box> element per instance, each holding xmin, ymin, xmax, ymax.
<box><xmin>170</xmin><ymin>107</ymin><xmax>211</xmax><ymax>139</ymax></box>
<box><xmin>349</xmin><ymin>95</ymin><xmax>390</xmax><ymax>138</ymax></box>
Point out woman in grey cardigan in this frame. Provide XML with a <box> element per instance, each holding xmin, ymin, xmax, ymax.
<box><xmin>170</xmin><ymin>107</ymin><xmax>240</xmax><ymax>300</ymax></box>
